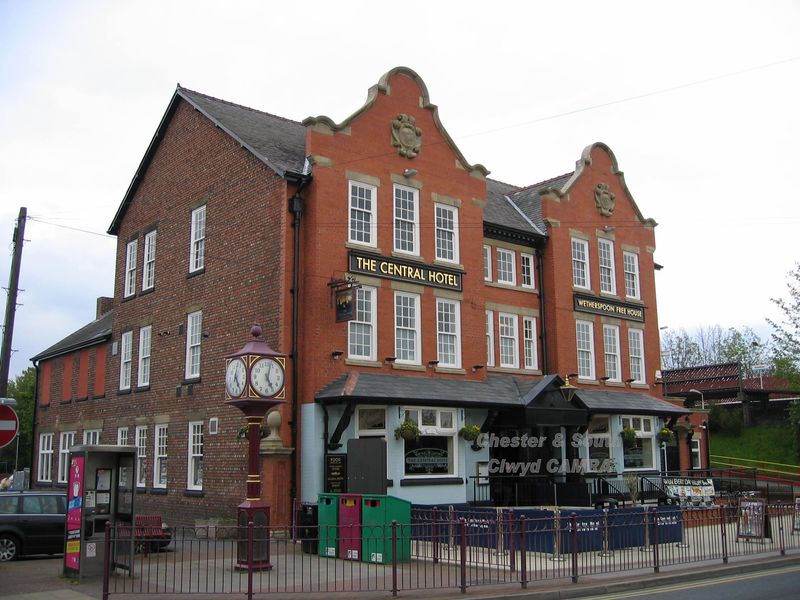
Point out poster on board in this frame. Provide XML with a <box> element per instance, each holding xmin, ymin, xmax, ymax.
<box><xmin>737</xmin><ymin>497</ymin><xmax>767</xmax><ymax>540</ymax></box>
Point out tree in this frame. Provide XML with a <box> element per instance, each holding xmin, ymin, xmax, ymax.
<box><xmin>661</xmin><ymin>325</ymin><xmax>769</xmax><ymax>375</ymax></box>
<box><xmin>768</xmin><ymin>262</ymin><xmax>800</xmax><ymax>387</ymax></box>
<box><xmin>0</xmin><ymin>367</ymin><xmax>35</xmax><ymax>473</ymax></box>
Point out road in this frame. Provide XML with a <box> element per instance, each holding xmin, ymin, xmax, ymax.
<box><xmin>579</xmin><ymin>564</ymin><xmax>800</xmax><ymax>599</ymax></box>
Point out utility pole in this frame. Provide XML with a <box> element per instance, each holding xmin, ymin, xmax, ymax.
<box><xmin>0</xmin><ymin>207</ymin><xmax>27</xmax><ymax>398</ymax></box>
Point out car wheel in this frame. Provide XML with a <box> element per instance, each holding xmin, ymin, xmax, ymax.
<box><xmin>0</xmin><ymin>534</ymin><xmax>19</xmax><ymax>561</ymax></box>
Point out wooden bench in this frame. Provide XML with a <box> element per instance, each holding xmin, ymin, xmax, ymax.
<box><xmin>132</xmin><ymin>515</ymin><xmax>172</xmax><ymax>553</ymax></box>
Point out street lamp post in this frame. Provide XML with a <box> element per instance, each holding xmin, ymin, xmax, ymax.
<box><xmin>688</xmin><ymin>389</ymin><xmax>705</xmax><ymax>410</ymax></box>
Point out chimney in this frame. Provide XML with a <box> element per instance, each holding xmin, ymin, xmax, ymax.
<box><xmin>96</xmin><ymin>296</ymin><xmax>113</xmax><ymax>318</ymax></box>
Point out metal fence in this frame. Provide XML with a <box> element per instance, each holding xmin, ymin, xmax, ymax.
<box><xmin>102</xmin><ymin>503</ymin><xmax>800</xmax><ymax>599</ymax></box>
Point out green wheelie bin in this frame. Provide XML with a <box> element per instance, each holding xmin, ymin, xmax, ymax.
<box><xmin>361</xmin><ymin>495</ymin><xmax>411</xmax><ymax>564</ymax></box>
<box><xmin>317</xmin><ymin>493</ymin><xmax>338</xmax><ymax>557</ymax></box>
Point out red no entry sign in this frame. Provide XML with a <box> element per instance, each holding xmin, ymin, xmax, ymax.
<box><xmin>0</xmin><ymin>405</ymin><xmax>19</xmax><ymax>449</ymax></box>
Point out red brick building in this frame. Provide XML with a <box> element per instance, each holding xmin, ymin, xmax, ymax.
<box><xmin>32</xmin><ymin>67</ymin><xmax>685</xmax><ymax>525</ymax></box>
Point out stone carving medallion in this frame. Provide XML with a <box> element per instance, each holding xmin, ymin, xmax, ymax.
<box><xmin>391</xmin><ymin>114</ymin><xmax>422</xmax><ymax>158</ymax></box>
<box><xmin>594</xmin><ymin>182</ymin><xmax>616</xmax><ymax>217</ymax></box>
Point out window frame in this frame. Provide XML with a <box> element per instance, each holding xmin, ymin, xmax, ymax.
<box><xmin>189</xmin><ymin>205</ymin><xmax>206</xmax><ymax>273</ymax></box>
<box><xmin>628</xmin><ymin>328</ymin><xmax>646</xmax><ymax>384</ymax></box>
<box><xmin>485</xmin><ymin>310</ymin><xmax>495</xmax><ymax>367</ymax></box>
<box><xmin>187</xmin><ymin>421</ymin><xmax>204</xmax><ymax>491</ymax></box>
<box><xmin>598</xmin><ymin>238</ymin><xmax>616</xmax><ymax>295</ymax></box>
<box><xmin>520</xmin><ymin>253</ymin><xmax>535</xmax><ymax>289</ymax></box>
<box><xmin>523</xmin><ymin>316</ymin><xmax>538</xmax><ymax>370</ymax></box>
<box><xmin>117</xmin><ymin>427</ymin><xmax>129</xmax><ymax>446</ymax></box>
<box><xmin>434</xmin><ymin>203</ymin><xmax>460</xmax><ymax>264</ymax></box>
<box><xmin>401</xmin><ymin>407</ymin><xmax>458</xmax><ymax>478</ymax></box>
<box><xmin>691</xmin><ymin>438</ymin><xmax>702</xmax><ymax>469</ymax></box>
<box><xmin>576</xmin><ymin>320</ymin><xmax>596</xmax><ymax>380</ymax></box>
<box><xmin>496</xmin><ymin>248</ymin><xmax>516</xmax><ymax>285</ymax></box>
<box><xmin>348</xmin><ymin>180</ymin><xmax>377</xmax><ymax>247</ymax></box>
<box><xmin>119</xmin><ymin>330</ymin><xmax>133</xmax><ymax>391</ymax></box>
<box><xmin>498</xmin><ymin>312</ymin><xmax>519</xmax><ymax>369</ymax></box>
<box><xmin>138</xmin><ymin>325</ymin><xmax>152</xmax><ymax>387</ymax></box>
<box><xmin>83</xmin><ymin>429</ymin><xmax>100</xmax><ymax>445</ymax></box>
<box><xmin>603</xmin><ymin>324</ymin><xmax>621</xmax><ymax>382</ymax></box>
<box><xmin>142</xmin><ymin>229</ymin><xmax>156</xmax><ymax>291</ymax></box>
<box><xmin>356</xmin><ymin>406</ymin><xmax>387</xmax><ymax>438</ymax></box>
<box><xmin>623</xmin><ymin>251</ymin><xmax>641</xmax><ymax>299</ymax></box>
<box><xmin>483</xmin><ymin>245</ymin><xmax>492</xmax><ymax>281</ymax></box>
<box><xmin>348</xmin><ymin>286</ymin><xmax>377</xmax><ymax>361</ymax></box>
<box><xmin>393</xmin><ymin>184</ymin><xmax>420</xmax><ymax>256</ymax></box>
<box><xmin>622</xmin><ymin>416</ymin><xmax>656</xmax><ymax>471</ymax></box>
<box><xmin>58</xmin><ymin>431</ymin><xmax>76</xmax><ymax>484</ymax></box>
<box><xmin>571</xmin><ymin>238</ymin><xmax>590</xmax><ymax>290</ymax></box>
<box><xmin>394</xmin><ymin>291</ymin><xmax>421</xmax><ymax>365</ymax></box>
<box><xmin>436</xmin><ymin>298</ymin><xmax>462</xmax><ymax>368</ymax></box>
<box><xmin>124</xmin><ymin>239</ymin><xmax>137</xmax><ymax>298</ymax></box>
<box><xmin>135</xmin><ymin>425</ymin><xmax>147</xmax><ymax>488</ymax></box>
<box><xmin>37</xmin><ymin>433</ymin><xmax>54</xmax><ymax>483</ymax></box>
<box><xmin>583</xmin><ymin>416</ymin><xmax>612</xmax><ymax>472</ymax></box>
<box><xmin>153</xmin><ymin>424</ymin><xmax>168</xmax><ymax>489</ymax></box>
<box><xmin>185</xmin><ymin>311</ymin><xmax>202</xmax><ymax>380</ymax></box>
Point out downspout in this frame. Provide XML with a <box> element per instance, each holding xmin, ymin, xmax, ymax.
<box><xmin>31</xmin><ymin>360</ymin><xmax>40</xmax><ymax>486</ymax></box>
<box><xmin>536</xmin><ymin>249</ymin><xmax>548</xmax><ymax>375</ymax></box>
<box><xmin>288</xmin><ymin>173</ymin><xmax>311</xmax><ymax>502</ymax></box>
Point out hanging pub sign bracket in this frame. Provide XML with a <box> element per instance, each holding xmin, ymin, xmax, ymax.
<box><xmin>328</xmin><ymin>277</ymin><xmax>361</xmax><ymax>322</ymax></box>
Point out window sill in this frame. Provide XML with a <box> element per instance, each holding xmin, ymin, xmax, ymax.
<box><xmin>400</xmin><ymin>477</ymin><xmax>463</xmax><ymax>487</ymax></box>
<box><xmin>140</xmin><ymin>287</ymin><xmax>155</xmax><ymax>297</ymax></box>
<box><xmin>346</xmin><ymin>242</ymin><xmax>382</xmax><ymax>254</ymax></box>
<box><xmin>390</xmin><ymin>251</ymin><xmax>426</xmax><ymax>263</ymax></box>
<box><xmin>629</xmin><ymin>383</ymin><xmax>649</xmax><ymax>390</ymax></box>
<box><xmin>392</xmin><ymin>363</ymin><xmax>425</xmax><ymax>372</ymax></box>
<box><xmin>624</xmin><ymin>297</ymin><xmax>644</xmax><ymax>305</ymax></box>
<box><xmin>59</xmin><ymin>399</ymin><xmax>73</xmax><ymax>405</ymax></box>
<box><xmin>602</xmin><ymin>381</ymin><xmax>625</xmax><ymax>387</ymax></box>
<box><xmin>184</xmin><ymin>489</ymin><xmax>204</xmax><ymax>497</ymax></box>
<box><xmin>432</xmin><ymin>260</ymin><xmax>464</xmax><ymax>271</ymax></box>
<box><xmin>187</xmin><ymin>268</ymin><xmax>205</xmax><ymax>279</ymax></box>
<box><xmin>75</xmin><ymin>396</ymin><xmax>89</xmax><ymax>402</ymax></box>
<box><xmin>118</xmin><ymin>389</ymin><xmax>132</xmax><ymax>396</ymax></box>
<box><xmin>121</xmin><ymin>294</ymin><xmax>137</xmax><ymax>303</ymax></box>
<box><xmin>577</xmin><ymin>378</ymin><xmax>599</xmax><ymax>385</ymax></box>
<box><xmin>599</xmin><ymin>292</ymin><xmax>620</xmax><ymax>300</ymax></box>
<box><xmin>135</xmin><ymin>385</ymin><xmax>151</xmax><ymax>393</ymax></box>
<box><xmin>182</xmin><ymin>377</ymin><xmax>201</xmax><ymax>386</ymax></box>
<box><xmin>344</xmin><ymin>358</ymin><xmax>383</xmax><ymax>368</ymax></box>
<box><xmin>150</xmin><ymin>488</ymin><xmax>168</xmax><ymax>495</ymax></box>
<box><xmin>434</xmin><ymin>366</ymin><xmax>466</xmax><ymax>375</ymax></box>
<box><xmin>487</xmin><ymin>367</ymin><xmax>542</xmax><ymax>376</ymax></box>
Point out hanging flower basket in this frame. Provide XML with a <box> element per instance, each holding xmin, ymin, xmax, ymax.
<box><xmin>394</xmin><ymin>419</ymin><xmax>421</xmax><ymax>442</ymax></box>
<box><xmin>459</xmin><ymin>425</ymin><xmax>481</xmax><ymax>442</ymax></box>
<box><xmin>620</xmin><ymin>427</ymin><xmax>637</xmax><ymax>448</ymax></box>
<box><xmin>657</xmin><ymin>427</ymin><xmax>674</xmax><ymax>444</ymax></box>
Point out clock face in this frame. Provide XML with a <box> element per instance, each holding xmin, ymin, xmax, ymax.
<box><xmin>225</xmin><ymin>358</ymin><xmax>246</xmax><ymax>397</ymax></box>
<box><xmin>250</xmin><ymin>357</ymin><xmax>285</xmax><ymax>397</ymax></box>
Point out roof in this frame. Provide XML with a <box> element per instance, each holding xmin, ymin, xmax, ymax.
<box><xmin>316</xmin><ymin>372</ymin><xmax>527</xmax><ymax>408</ymax></box>
<box><xmin>575</xmin><ymin>389</ymin><xmax>688</xmax><ymax>416</ymax></box>
<box><xmin>31</xmin><ymin>310</ymin><xmax>113</xmax><ymax>363</ymax></box>
<box><xmin>316</xmin><ymin>372</ymin><xmax>685</xmax><ymax>418</ymax></box>
<box><xmin>108</xmin><ymin>86</ymin><xmax>308</xmax><ymax>234</ymax></box>
<box><xmin>177</xmin><ymin>87</ymin><xmax>307</xmax><ymax>177</ymax></box>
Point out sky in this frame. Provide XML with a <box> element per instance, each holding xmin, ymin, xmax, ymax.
<box><xmin>0</xmin><ymin>0</ymin><xmax>799</xmax><ymax>381</ymax></box>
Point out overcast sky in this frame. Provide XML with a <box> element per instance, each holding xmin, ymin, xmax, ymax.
<box><xmin>1</xmin><ymin>0</ymin><xmax>799</xmax><ymax>380</ymax></box>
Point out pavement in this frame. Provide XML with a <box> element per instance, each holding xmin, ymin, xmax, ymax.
<box><xmin>2</xmin><ymin>553</ymin><xmax>800</xmax><ymax>600</ymax></box>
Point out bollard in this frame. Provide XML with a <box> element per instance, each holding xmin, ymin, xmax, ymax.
<box><xmin>570</xmin><ymin>512</ymin><xmax>578</xmax><ymax>584</ymax></box>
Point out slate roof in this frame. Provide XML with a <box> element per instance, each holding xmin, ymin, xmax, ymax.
<box><xmin>575</xmin><ymin>389</ymin><xmax>688</xmax><ymax>416</ymax></box>
<box><xmin>177</xmin><ymin>87</ymin><xmax>307</xmax><ymax>177</ymax></box>
<box><xmin>316</xmin><ymin>372</ymin><xmax>686</xmax><ymax>418</ymax></box>
<box><xmin>30</xmin><ymin>311</ymin><xmax>113</xmax><ymax>362</ymax></box>
<box><xmin>316</xmin><ymin>372</ymin><xmax>528</xmax><ymax>408</ymax></box>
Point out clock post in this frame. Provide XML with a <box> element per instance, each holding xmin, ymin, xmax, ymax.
<box><xmin>224</xmin><ymin>325</ymin><xmax>286</xmax><ymax>571</ymax></box>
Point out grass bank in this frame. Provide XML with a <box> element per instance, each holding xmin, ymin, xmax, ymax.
<box><xmin>709</xmin><ymin>423</ymin><xmax>798</xmax><ymax>477</ymax></box>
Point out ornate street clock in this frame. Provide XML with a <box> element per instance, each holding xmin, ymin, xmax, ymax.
<box><xmin>224</xmin><ymin>324</ymin><xmax>287</xmax><ymax>571</ymax></box>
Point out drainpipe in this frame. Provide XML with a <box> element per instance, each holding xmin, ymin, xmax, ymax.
<box><xmin>536</xmin><ymin>249</ymin><xmax>548</xmax><ymax>374</ymax></box>
<box><xmin>30</xmin><ymin>360</ymin><xmax>40</xmax><ymax>485</ymax></box>
<box><xmin>287</xmin><ymin>173</ymin><xmax>311</xmax><ymax>502</ymax></box>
